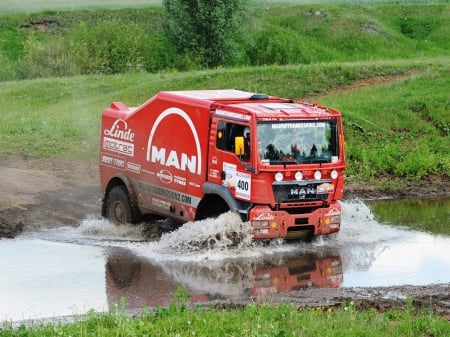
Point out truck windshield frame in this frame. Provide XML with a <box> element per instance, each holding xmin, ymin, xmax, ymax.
<box><xmin>257</xmin><ymin>120</ymin><xmax>339</xmax><ymax>165</ymax></box>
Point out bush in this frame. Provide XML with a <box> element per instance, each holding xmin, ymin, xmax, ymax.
<box><xmin>0</xmin><ymin>53</ymin><xmax>16</xmax><ymax>81</ymax></box>
<box><xmin>17</xmin><ymin>34</ymin><xmax>79</xmax><ymax>79</ymax></box>
<box><xmin>162</xmin><ymin>0</ymin><xmax>247</xmax><ymax>68</ymax></box>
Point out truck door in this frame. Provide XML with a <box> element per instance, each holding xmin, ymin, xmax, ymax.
<box><xmin>208</xmin><ymin>118</ymin><xmax>252</xmax><ymax>201</ymax></box>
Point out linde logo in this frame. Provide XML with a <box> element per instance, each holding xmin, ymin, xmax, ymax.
<box><xmin>103</xmin><ymin>119</ymin><xmax>135</xmax><ymax>157</ymax></box>
<box><xmin>147</xmin><ymin>107</ymin><xmax>202</xmax><ymax>175</ymax></box>
<box><xmin>104</xmin><ymin>119</ymin><xmax>135</xmax><ymax>141</ymax></box>
<box><xmin>254</xmin><ymin>213</ymin><xmax>275</xmax><ymax>221</ymax></box>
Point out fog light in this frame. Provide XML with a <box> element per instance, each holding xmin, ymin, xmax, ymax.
<box><xmin>330</xmin><ymin>223</ymin><xmax>340</xmax><ymax>230</ymax></box>
<box><xmin>254</xmin><ymin>228</ymin><xmax>269</xmax><ymax>235</ymax></box>
<box><xmin>295</xmin><ymin>171</ymin><xmax>303</xmax><ymax>181</ymax></box>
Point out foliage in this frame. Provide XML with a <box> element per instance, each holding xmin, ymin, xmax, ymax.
<box><xmin>0</xmin><ymin>3</ymin><xmax>449</xmax><ymax>79</ymax></box>
<box><xmin>162</xmin><ymin>0</ymin><xmax>247</xmax><ymax>68</ymax></box>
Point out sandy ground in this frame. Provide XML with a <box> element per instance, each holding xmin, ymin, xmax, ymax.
<box><xmin>0</xmin><ymin>157</ymin><xmax>449</xmax><ymax>318</ymax></box>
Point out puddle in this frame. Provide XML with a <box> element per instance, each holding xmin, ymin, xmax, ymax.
<box><xmin>1</xmin><ymin>199</ymin><xmax>449</xmax><ymax>322</ymax></box>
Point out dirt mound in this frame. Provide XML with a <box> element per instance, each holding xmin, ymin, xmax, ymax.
<box><xmin>0</xmin><ymin>158</ymin><xmax>100</xmax><ymax>238</ymax></box>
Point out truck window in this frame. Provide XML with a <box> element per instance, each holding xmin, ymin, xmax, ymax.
<box><xmin>216</xmin><ymin>120</ymin><xmax>250</xmax><ymax>158</ymax></box>
<box><xmin>257</xmin><ymin>120</ymin><xmax>339</xmax><ymax>164</ymax></box>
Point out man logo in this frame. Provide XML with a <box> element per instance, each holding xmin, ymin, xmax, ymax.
<box><xmin>146</xmin><ymin>107</ymin><xmax>202</xmax><ymax>175</ymax></box>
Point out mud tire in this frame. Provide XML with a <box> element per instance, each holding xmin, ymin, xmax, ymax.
<box><xmin>106</xmin><ymin>185</ymin><xmax>141</xmax><ymax>225</ymax></box>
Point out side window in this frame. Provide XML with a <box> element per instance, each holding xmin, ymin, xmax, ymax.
<box><xmin>216</xmin><ymin>120</ymin><xmax>249</xmax><ymax>155</ymax></box>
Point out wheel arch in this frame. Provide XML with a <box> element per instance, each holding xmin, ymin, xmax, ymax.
<box><xmin>101</xmin><ymin>174</ymin><xmax>138</xmax><ymax>218</ymax></box>
<box><xmin>197</xmin><ymin>182</ymin><xmax>252</xmax><ymax>221</ymax></box>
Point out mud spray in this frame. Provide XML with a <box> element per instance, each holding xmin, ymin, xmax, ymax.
<box><xmin>26</xmin><ymin>200</ymin><xmax>450</xmax><ymax>276</ymax></box>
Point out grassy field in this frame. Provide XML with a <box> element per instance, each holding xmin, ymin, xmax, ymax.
<box><xmin>1</xmin><ymin>58</ymin><xmax>448</xmax><ymax>184</ymax></box>
<box><xmin>0</xmin><ymin>3</ymin><xmax>448</xmax><ymax>186</ymax></box>
<box><xmin>1</xmin><ymin>2</ymin><xmax>448</xmax><ymax>79</ymax></box>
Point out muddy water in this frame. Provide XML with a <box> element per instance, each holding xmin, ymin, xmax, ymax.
<box><xmin>1</xmin><ymin>199</ymin><xmax>450</xmax><ymax>322</ymax></box>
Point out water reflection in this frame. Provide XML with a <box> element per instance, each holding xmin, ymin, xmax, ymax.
<box><xmin>2</xmin><ymin>199</ymin><xmax>450</xmax><ymax>322</ymax></box>
<box><xmin>367</xmin><ymin>197</ymin><xmax>450</xmax><ymax>235</ymax></box>
<box><xmin>105</xmin><ymin>247</ymin><xmax>343</xmax><ymax>309</ymax></box>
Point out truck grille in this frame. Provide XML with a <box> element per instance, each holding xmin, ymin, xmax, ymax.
<box><xmin>272</xmin><ymin>180</ymin><xmax>330</xmax><ymax>203</ymax></box>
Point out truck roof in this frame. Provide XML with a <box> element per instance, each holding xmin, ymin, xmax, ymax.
<box><xmin>224</xmin><ymin>102</ymin><xmax>339</xmax><ymax>119</ymax></box>
<box><xmin>163</xmin><ymin>89</ymin><xmax>270</xmax><ymax>101</ymax></box>
<box><xmin>163</xmin><ymin>89</ymin><xmax>340</xmax><ymax>119</ymax></box>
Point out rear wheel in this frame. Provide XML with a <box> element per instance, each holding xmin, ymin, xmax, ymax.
<box><xmin>106</xmin><ymin>185</ymin><xmax>141</xmax><ymax>225</ymax></box>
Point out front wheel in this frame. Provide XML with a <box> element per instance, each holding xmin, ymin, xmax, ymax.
<box><xmin>106</xmin><ymin>185</ymin><xmax>141</xmax><ymax>225</ymax></box>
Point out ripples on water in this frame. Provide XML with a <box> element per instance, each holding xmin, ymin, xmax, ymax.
<box><xmin>2</xmin><ymin>200</ymin><xmax>449</xmax><ymax>322</ymax></box>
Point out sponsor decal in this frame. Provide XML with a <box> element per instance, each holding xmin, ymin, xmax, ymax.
<box><xmin>137</xmin><ymin>181</ymin><xmax>201</xmax><ymax>207</ymax></box>
<box><xmin>104</xmin><ymin>119</ymin><xmax>135</xmax><ymax>141</ymax></box>
<box><xmin>214</xmin><ymin>109</ymin><xmax>251</xmax><ymax>121</ymax></box>
<box><xmin>174</xmin><ymin>175</ymin><xmax>186</xmax><ymax>186</ymax></box>
<box><xmin>103</xmin><ymin>137</ymin><xmax>134</xmax><ymax>156</ymax></box>
<box><xmin>103</xmin><ymin>119</ymin><xmax>135</xmax><ymax>157</ymax></box>
<box><xmin>209</xmin><ymin>169</ymin><xmax>220</xmax><ymax>179</ymax></box>
<box><xmin>101</xmin><ymin>154</ymin><xmax>114</xmax><ymax>165</ymax></box>
<box><xmin>157</xmin><ymin>169</ymin><xmax>173</xmax><ymax>184</ymax></box>
<box><xmin>102</xmin><ymin>153</ymin><xmax>141</xmax><ymax>173</ymax></box>
<box><xmin>152</xmin><ymin>198</ymin><xmax>171</xmax><ymax>210</ymax></box>
<box><xmin>101</xmin><ymin>154</ymin><xmax>125</xmax><ymax>169</ymax></box>
<box><xmin>146</xmin><ymin>107</ymin><xmax>202</xmax><ymax>175</ymax></box>
<box><xmin>126</xmin><ymin>162</ymin><xmax>141</xmax><ymax>173</ymax></box>
<box><xmin>317</xmin><ymin>183</ymin><xmax>334</xmax><ymax>194</ymax></box>
<box><xmin>254</xmin><ymin>212</ymin><xmax>275</xmax><ymax>221</ymax></box>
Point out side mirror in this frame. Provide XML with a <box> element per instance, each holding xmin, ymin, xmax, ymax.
<box><xmin>235</xmin><ymin>136</ymin><xmax>245</xmax><ymax>156</ymax></box>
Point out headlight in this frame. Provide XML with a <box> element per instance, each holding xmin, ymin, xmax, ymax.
<box><xmin>295</xmin><ymin>171</ymin><xmax>303</xmax><ymax>181</ymax></box>
<box><xmin>252</xmin><ymin>220</ymin><xmax>269</xmax><ymax>228</ymax></box>
<box><xmin>331</xmin><ymin>169</ymin><xmax>338</xmax><ymax>180</ymax></box>
<box><xmin>314</xmin><ymin>170</ymin><xmax>322</xmax><ymax>180</ymax></box>
<box><xmin>275</xmin><ymin>172</ymin><xmax>283</xmax><ymax>182</ymax></box>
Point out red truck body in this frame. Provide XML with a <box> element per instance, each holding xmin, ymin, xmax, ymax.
<box><xmin>100</xmin><ymin>90</ymin><xmax>346</xmax><ymax>240</ymax></box>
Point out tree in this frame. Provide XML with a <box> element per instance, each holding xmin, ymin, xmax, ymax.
<box><xmin>163</xmin><ymin>0</ymin><xmax>247</xmax><ymax>68</ymax></box>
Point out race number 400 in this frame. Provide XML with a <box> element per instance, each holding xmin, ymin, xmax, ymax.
<box><xmin>235</xmin><ymin>171</ymin><xmax>251</xmax><ymax>200</ymax></box>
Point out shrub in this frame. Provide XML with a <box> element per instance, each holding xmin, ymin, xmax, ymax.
<box><xmin>17</xmin><ymin>34</ymin><xmax>79</xmax><ymax>79</ymax></box>
<box><xmin>162</xmin><ymin>0</ymin><xmax>247</xmax><ymax>68</ymax></box>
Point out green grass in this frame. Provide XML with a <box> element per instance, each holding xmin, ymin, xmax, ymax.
<box><xmin>0</xmin><ymin>58</ymin><xmax>448</xmax><ymax>184</ymax></box>
<box><xmin>315</xmin><ymin>60</ymin><xmax>450</xmax><ymax>181</ymax></box>
<box><xmin>1</xmin><ymin>293</ymin><xmax>449</xmax><ymax>337</ymax></box>
<box><xmin>0</xmin><ymin>2</ymin><xmax>448</xmax><ymax>184</ymax></box>
<box><xmin>0</xmin><ymin>3</ymin><xmax>448</xmax><ymax>79</ymax></box>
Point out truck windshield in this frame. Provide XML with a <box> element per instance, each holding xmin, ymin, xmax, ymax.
<box><xmin>257</xmin><ymin>120</ymin><xmax>339</xmax><ymax>164</ymax></box>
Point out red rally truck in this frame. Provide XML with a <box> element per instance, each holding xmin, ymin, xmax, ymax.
<box><xmin>100</xmin><ymin>90</ymin><xmax>346</xmax><ymax>240</ymax></box>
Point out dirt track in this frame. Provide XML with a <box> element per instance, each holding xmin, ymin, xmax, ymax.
<box><xmin>0</xmin><ymin>157</ymin><xmax>449</xmax><ymax>318</ymax></box>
